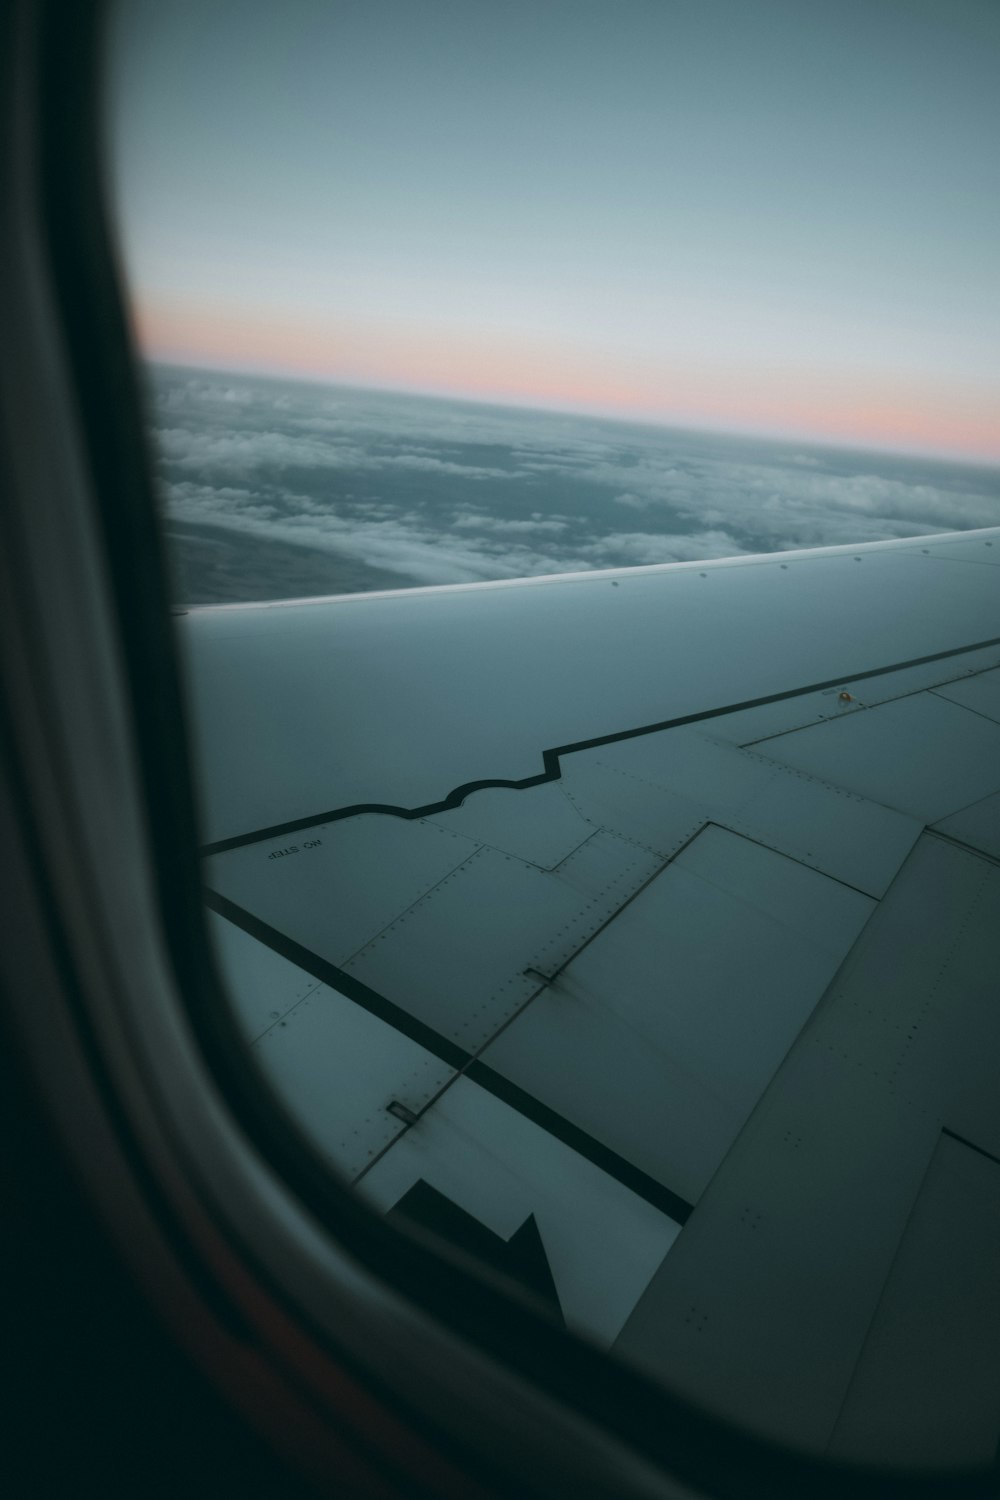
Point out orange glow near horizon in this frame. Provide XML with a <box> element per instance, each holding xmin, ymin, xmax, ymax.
<box><xmin>133</xmin><ymin>296</ymin><xmax>1000</xmax><ymax>467</ymax></box>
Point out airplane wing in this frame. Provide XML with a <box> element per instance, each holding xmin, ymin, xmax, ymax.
<box><xmin>181</xmin><ymin>525</ymin><xmax>1000</xmax><ymax>1466</ymax></box>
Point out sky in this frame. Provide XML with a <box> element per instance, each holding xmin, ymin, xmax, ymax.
<box><xmin>108</xmin><ymin>0</ymin><xmax>1000</xmax><ymax>462</ymax></box>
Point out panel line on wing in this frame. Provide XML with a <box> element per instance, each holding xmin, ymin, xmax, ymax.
<box><xmin>206</xmin><ymin>887</ymin><xmax>470</xmax><ymax>1070</ymax></box>
<box><xmin>463</xmin><ymin>1064</ymin><xmax>694</xmax><ymax>1225</ymax></box>
<box><xmin>735</xmin><ymin>652</ymin><xmax>1000</xmax><ymax>748</ymax></box>
<box><xmin>205</xmin><ymin>888</ymin><xmax>694</xmax><ymax>1222</ymax></box>
<box><xmin>940</xmin><ymin>1126</ymin><xmax>1000</xmax><ymax>1169</ymax></box>
<box><xmin>199</xmin><ymin>630</ymin><xmax>1000</xmax><ymax>857</ymax></box>
<box><xmin>700</xmin><ymin>821</ymin><xmax>878</xmax><ymax>902</ymax></box>
<box><xmin>927</xmin><ymin>687</ymin><xmax>1000</xmax><ymax>731</ymax></box>
<box><xmin>925</xmin><ymin>828</ymin><xmax>1000</xmax><ymax>872</ymax></box>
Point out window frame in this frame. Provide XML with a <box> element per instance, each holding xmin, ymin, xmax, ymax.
<box><xmin>0</xmin><ymin>2</ymin><xmax>993</xmax><ymax>1495</ymax></box>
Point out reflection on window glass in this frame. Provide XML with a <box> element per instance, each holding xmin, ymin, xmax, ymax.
<box><xmin>109</xmin><ymin>0</ymin><xmax>1000</xmax><ymax>1471</ymax></box>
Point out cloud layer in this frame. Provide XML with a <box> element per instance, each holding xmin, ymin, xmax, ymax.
<box><xmin>148</xmin><ymin>365</ymin><xmax>1000</xmax><ymax>603</ymax></box>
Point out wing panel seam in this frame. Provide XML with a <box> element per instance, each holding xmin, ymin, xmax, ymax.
<box><xmin>200</xmin><ymin>631</ymin><xmax>1000</xmax><ymax>857</ymax></box>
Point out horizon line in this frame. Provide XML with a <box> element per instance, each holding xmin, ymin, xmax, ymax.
<box><xmin>141</xmin><ymin>351</ymin><xmax>1000</xmax><ymax>473</ymax></box>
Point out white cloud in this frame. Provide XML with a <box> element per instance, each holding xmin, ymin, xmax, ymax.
<box><xmin>165</xmin><ymin>480</ymin><xmax>279</xmax><ymax>522</ymax></box>
<box><xmin>162</xmin><ymin>479</ymin><xmax>581</xmax><ymax>586</ymax></box>
<box><xmin>451</xmin><ymin>512</ymin><xmax>570</xmax><ymax>534</ymax></box>
<box><xmin>583</xmin><ymin>530</ymin><xmax>747</xmax><ymax>566</ymax></box>
<box><xmin>156</xmin><ymin>426</ymin><xmax>362</xmax><ymax>473</ymax></box>
<box><xmin>155</xmin><ymin>424</ymin><xmax>509</xmax><ymax>481</ymax></box>
<box><xmin>376</xmin><ymin>453</ymin><xmax>509</xmax><ymax>479</ymax></box>
<box><xmin>536</xmin><ymin>445</ymin><xmax>1000</xmax><ymax>545</ymax></box>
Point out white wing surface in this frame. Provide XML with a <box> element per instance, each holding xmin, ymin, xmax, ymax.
<box><xmin>182</xmin><ymin>526</ymin><xmax>1000</xmax><ymax>1463</ymax></box>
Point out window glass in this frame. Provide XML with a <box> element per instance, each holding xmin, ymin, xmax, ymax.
<box><xmin>108</xmin><ymin>1</ymin><xmax>1000</xmax><ymax>1470</ymax></box>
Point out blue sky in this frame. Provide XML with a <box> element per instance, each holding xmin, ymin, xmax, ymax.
<box><xmin>109</xmin><ymin>0</ymin><xmax>1000</xmax><ymax>460</ymax></box>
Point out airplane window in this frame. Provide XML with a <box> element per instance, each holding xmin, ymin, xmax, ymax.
<box><xmin>106</xmin><ymin>0</ymin><xmax>1000</xmax><ymax>1477</ymax></box>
